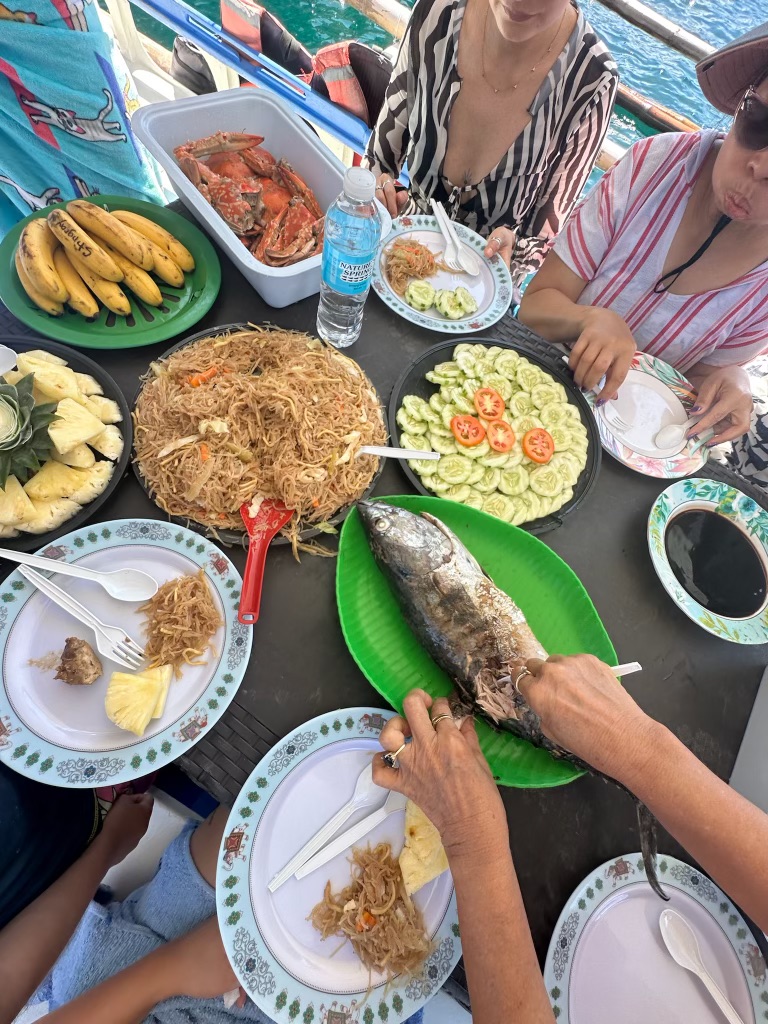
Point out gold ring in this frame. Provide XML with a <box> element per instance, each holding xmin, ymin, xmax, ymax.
<box><xmin>431</xmin><ymin>714</ymin><xmax>453</xmax><ymax>727</ymax></box>
<box><xmin>382</xmin><ymin>742</ymin><xmax>408</xmax><ymax>769</ymax></box>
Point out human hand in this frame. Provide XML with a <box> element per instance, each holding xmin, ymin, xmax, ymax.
<box><xmin>688</xmin><ymin>364</ymin><xmax>754</xmax><ymax>445</ymax></box>
<box><xmin>372</xmin><ymin>690</ymin><xmax>507</xmax><ymax>861</ymax></box>
<box><xmin>375</xmin><ymin>173</ymin><xmax>408</xmax><ymax>218</ymax></box>
<box><xmin>162</xmin><ymin>917</ymin><xmax>244</xmax><ymax>1003</ymax></box>
<box><xmin>518</xmin><ymin>655</ymin><xmax>657</xmax><ymax>783</ymax></box>
<box><xmin>569</xmin><ymin>308</ymin><xmax>636</xmax><ymax>402</ymax></box>
<box><xmin>483</xmin><ymin>227</ymin><xmax>516</xmax><ymax>268</ymax></box>
<box><xmin>96</xmin><ymin>792</ymin><xmax>153</xmax><ymax>868</ymax></box>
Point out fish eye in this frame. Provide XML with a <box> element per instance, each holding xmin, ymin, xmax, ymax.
<box><xmin>375</xmin><ymin>519</ymin><xmax>389</xmax><ymax>532</ymax></box>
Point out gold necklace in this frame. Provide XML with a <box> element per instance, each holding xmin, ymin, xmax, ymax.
<box><xmin>481</xmin><ymin>6</ymin><xmax>568</xmax><ymax>94</ymax></box>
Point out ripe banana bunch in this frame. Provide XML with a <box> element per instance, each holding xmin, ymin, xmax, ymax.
<box><xmin>14</xmin><ymin>200</ymin><xmax>196</xmax><ymax>322</ymax></box>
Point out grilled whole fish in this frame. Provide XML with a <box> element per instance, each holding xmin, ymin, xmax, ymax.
<box><xmin>357</xmin><ymin>500</ymin><xmax>667</xmax><ymax>900</ymax></box>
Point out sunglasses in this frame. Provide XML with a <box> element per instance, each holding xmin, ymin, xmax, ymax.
<box><xmin>734</xmin><ymin>87</ymin><xmax>768</xmax><ymax>151</ymax></box>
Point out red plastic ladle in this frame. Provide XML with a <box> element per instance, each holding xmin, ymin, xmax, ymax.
<box><xmin>238</xmin><ymin>498</ymin><xmax>293</xmax><ymax>625</ymax></box>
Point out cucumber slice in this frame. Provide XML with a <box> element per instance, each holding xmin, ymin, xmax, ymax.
<box><xmin>399</xmin><ymin>433</ymin><xmax>433</xmax><ymax>452</ymax></box>
<box><xmin>510</xmin><ymin>491</ymin><xmax>541</xmax><ymax>526</ymax></box>
<box><xmin>425</xmin><ymin>370</ymin><xmax>454</xmax><ymax>386</ymax></box>
<box><xmin>461</xmin><ymin>438</ymin><xmax>491</xmax><ymax>460</ymax></box>
<box><xmin>429</xmin><ymin>393</ymin><xmax>446</xmax><ymax>415</ymax></box>
<box><xmin>536</xmin><ymin>496</ymin><xmax>554</xmax><ymax>518</ymax></box>
<box><xmin>508</xmin><ymin>392</ymin><xmax>536</xmax><ymax>417</ymax></box>
<box><xmin>440</xmin><ymin>404</ymin><xmax>460</xmax><ymax>430</ymax></box>
<box><xmin>453</xmin><ymin>343</ymin><xmax>476</xmax><ymax>359</ymax></box>
<box><xmin>482</xmin><ymin>373</ymin><xmax>513</xmax><ymax>401</ymax></box>
<box><xmin>437</xmin><ymin>454</ymin><xmax>473</xmax><ymax>485</ymax></box>
<box><xmin>455</xmin><ymin>349</ymin><xmax>477</xmax><ymax>375</ymax></box>
<box><xmin>467</xmin><ymin>461</ymin><xmax>486</xmax><ymax>485</ymax></box>
<box><xmin>402</xmin><ymin>395</ymin><xmax>438</xmax><ymax>423</ymax></box>
<box><xmin>452</xmin><ymin>392</ymin><xmax>476</xmax><ymax>415</ymax></box>
<box><xmin>498</xmin><ymin>465</ymin><xmax>530</xmax><ymax>496</ymax></box>
<box><xmin>473</xmin><ymin>357</ymin><xmax>496</xmax><ymax>377</ymax></box>
<box><xmin>485</xmin><ymin>346</ymin><xmax>504</xmax><ymax>361</ymax></box>
<box><xmin>540</xmin><ymin>403</ymin><xmax>571</xmax><ymax>429</ymax></box>
<box><xmin>494</xmin><ymin>350</ymin><xmax>520</xmax><ymax>378</ymax></box>
<box><xmin>428</xmin><ymin>423</ymin><xmax>454</xmax><ymax>439</ymax></box>
<box><xmin>426</xmin><ymin>478</ymin><xmax>451</xmax><ymax>494</ymax></box>
<box><xmin>479</xmin><ymin>450</ymin><xmax>510</xmax><ymax>469</ymax></box>
<box><xmin>396</xmin><ymin>407</ymin><xmax>428</xmax><ymax>435</ymax></box>
<box><xmin>512</xmin><ymin>415</ymin><xmax>545</xmax><ymax>435</ymax></box>
<box><xmin>445</xmin><ymin>484</ymin><xmax>472</xmax><ymax>503</ymax></box>
<box><xmin>430</xmin><ymin>432</ymin><xmax>459</xmax><ymax>456</ymax></box>
<box><xmin>472</xmin><ymin>467</ymin><xmax>501</xmax><ymax>493</ymax></box>
<box><xmin>531</xmin><ymin>383</ymin><xmax>566</xmax><ymax>409</ymax></box>
<box><xmin>549</xmin><ymin>426</ymin><xmax>572</xmax><ymax>452</ymax></box>
<box><xmin>529</xmin><ymin>464</ymin><xmax>564</xmax><ymax>497</ymax></box>
<box><xmin>516</xmin><ymin>362</ymin><xmax>545</xmax><ymax>392</ymax></box>
<box><xmin>454</xmin><ymin>286</ymin><xmax>478</xmax><ymax>315</ymax></box>
<box><xmin>405</xmin><ymin>279</ymin><xmax>436</xmax><ymax>311</ymax></box>
<box><xmin>482</xmin><ymin>493</ymin><xmax>515</xmax><ymax>522</ymax></box>
<box><xmin>550</xmin><ymin>452</ymin><xmax>580</xmax><ymax>487</ymax></box>
<box><xmin>434</xmin><ymin>360</ymin><xmax>462</xmax><ymax>378</ymax></box>
<box><xmin>463</xmin><ymin>489</ymin><xmax>485</xmax><ymax>510</ymax></box>
<box><xmin>408</xmin><ymin>456</ymin><xmax>439</xmax><ymax>477</ymax></box>
<box><xmin>505</xmin><ymin>443</ymin><xmax>524</xmax><ymax>468</ymax></box>
<box><xmin>462</xmin><ymin>377</ymin><xmax>482</xmax><ymax>398</ymax></box>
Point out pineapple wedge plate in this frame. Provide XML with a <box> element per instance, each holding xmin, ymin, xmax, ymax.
<box><xmin>0</xmin><ymin>519</ymin><xmax>251</xmax><ymax>787</ymax></box>
<box><xmin>0</xmin><ymin>340</ymin><xmax>130</xmax><ymax>551</ymax></box>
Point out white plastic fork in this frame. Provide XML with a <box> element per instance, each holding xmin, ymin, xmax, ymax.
<box><xmin>431</xmin><ymin>200</ymin><xmax>481</xmax><ymax>276</ymax></box>
<box><xmin>18</xmin><ymin>566</ymin><xmax>144</xmax><ymax>670</ymax></box>
<box><xmin>430</xmin><ymin>200</ymin><xmax>463</xmax><ymax>273</ymax></box>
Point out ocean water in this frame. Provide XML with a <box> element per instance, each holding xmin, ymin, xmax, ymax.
<box><xmin>135</xmin><ymin>0</ymin><xmax>764</xmax><ymax>144</ymax></box>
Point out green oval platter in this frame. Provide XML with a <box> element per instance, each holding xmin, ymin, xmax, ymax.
<box><xmin>336</xmin><ymin>495</ymin><xmax>617</xmax><ymax>788</ymax></box>
<box><xmin>0</xmin><ymin>195</ymin><xmax>221</xmax><ymax>349</ymax></box>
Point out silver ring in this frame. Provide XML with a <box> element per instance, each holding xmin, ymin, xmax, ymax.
<box><xmin>490</xmin><ymin>235</ymin><xmax>503</xmax><ymax>246</ymax></box>
<box><xmin>513</xmin><ymin>666</ymin><xmax>532</xmax><ymax>690</ymax></box>
<box><xmin>431</xmin><ymin>714</ymin><xmax>453</xmax><ymax>728</ymax></box>
<box><xmin>382</xmin><ymin>741</ymin><xmax>408</xmax><ymax>769</ymax></box>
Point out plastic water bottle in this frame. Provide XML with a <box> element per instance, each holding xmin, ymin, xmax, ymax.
<box><xmin>317</xmin><ymin>167</ymin><xmax>381</xmax><ymax>348</ymax></box>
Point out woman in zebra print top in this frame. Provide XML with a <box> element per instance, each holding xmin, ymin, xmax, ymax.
<box><xmin>365</xmin><ymin>0</ymin><xmax>618</xmax><ymax>295</ymax></box>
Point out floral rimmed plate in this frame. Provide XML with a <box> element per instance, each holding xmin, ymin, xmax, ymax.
<box><xmin>544</xmin><ymin>852</ymin><xmax>767</xmax><ymax>1023</ymax></box>
<box><xmin>216</xmin><ymin>707</ymin><xmax>460</xmax><ymax>1023</ymax></box>
<box><xmin>584</xmin><ymin>352</ymin><xmax>708</xmax><ymax>478</ymax></box>
<box><xmin>648</xmin><ymin>478</ymin><xmax>768</xmax><ymax>644</ymax></box>
<box><xmin>0</xmin><ymin>519</ymin><xmax>251</xmax><ymax>787</ymax></box>
<box><xmin>371</xmin><ymin>214</ymin><xmax>512</xmax><ymax>333</ymax></box>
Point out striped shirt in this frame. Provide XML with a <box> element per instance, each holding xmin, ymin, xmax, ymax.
<box><xmin>364</xmin><ymin>0</ymin><xmax>618</xmax><ymax>291</ymax></box>
<box><xmin>555</xmin><ymin>129</ymin><xmax>768</xmax><ymax>371</ymax></box>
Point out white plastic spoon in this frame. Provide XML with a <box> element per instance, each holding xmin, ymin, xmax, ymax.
<box><xmin>0</xmin><ymin>547</ymin><xmax>158</xmax><ymax>602</ymax></box>
<box><xmin>0</xmin><ymin>346</ymin><xmax>17</xmax><ymax>376</ymax></box>
<box><xmin>659</xmin><ymin>909</ymin><xmax>745</xmax><ymax>1024</ymax></box>
<box><xmin>654</xmin><ymin>416</ymin><xmax>699</xmax><ymax>449</ymax></box>
<box><xmin>358</xmin><ymin>445</ymin><xmax>440</xmax><ymax>461</ymax></box>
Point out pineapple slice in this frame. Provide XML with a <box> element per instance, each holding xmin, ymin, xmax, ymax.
<box><xmin>89</xmin><ymin>425</ymin><xmax>123</xmax><ymax>461</ymax></box>
<box><xmin>53</xmin><ymin>444</ymin><xmax>96</xmax><ymax>469</ymax></box>
<box><xmin>24</xmin><ymin>349</ymin><xmax>67</xmax><ymax>366</ymax></box>
<box><xmin>149</xmin><ymin>665</ymin><xmax>173</xmax><ymax>719</ymax></box>
<box><xmin>2</xmin><ymin>370</ymin><xmax>23</xmax><ymax>386</ymax></box>
<box><xmin>16</xmin><ymin>355</ymin><xmax>80</xmax><ymax>403</ymax></box>
<box><xmin>48</xmin><ymin>399</ymin><xmax>105</xmax><ymax>455</ymax></box>
<box><xmin>24</xmin><ymin>461</ymin><xmax>90</xmax><ymax>502</ymax></box>
<box><xmin>74</xmin><ymin>372</ymin><xmax>103</xmax><ymax>396</ymax></box>
<box><xmin>21</xmin><ymin>498</ymin><xmax>81</xmax><ymax>533</ymax></box>
<box><xmin>69</xmin><ymin>462</ymin><xmax>113</xmax><ymax>505</ymax></box>
<box><xmin>84</xmin><ymin>395</ymin><xmax>122</xmax><ymax>424</ymax></box>
<box><xmin>0</xmin><ymin>476</ymin><xmax>36</xmax><ymax>526</ymax></box>
<box><xmin>105</xmin><ymin>671</ymin><xmax>163</xmax><ymax>736</ymax></box>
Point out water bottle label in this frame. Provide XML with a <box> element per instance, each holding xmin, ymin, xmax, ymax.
<box><xmin>322</xmin><ymin>245</ymin><xmax>376</xmax><ymax>296</ymax></box>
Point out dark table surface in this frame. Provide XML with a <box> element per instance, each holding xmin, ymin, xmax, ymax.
<box><xmin>3</xmin><ymin>230</ymin><xmax>767</xmax><ymax>966</ymax></box>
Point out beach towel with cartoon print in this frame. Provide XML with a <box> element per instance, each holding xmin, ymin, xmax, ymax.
<box><xmin>0</xmin><ymin>0</ymin><xmax>167</xmax><ymax>237</ymax></box>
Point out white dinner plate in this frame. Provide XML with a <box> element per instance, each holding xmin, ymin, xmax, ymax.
<box><xmin>544</xmin><ymin>852</ymin><xmax>767</xmax><ymax>1023</ymax></box>
<box><xmin>217</xmin><ymin>707</ymin><xmax>460</xmax><ymax>1022</ymax></box>
<box><xmin>0</xmin><ymin>519</ymin><xmax>251</xmax><ymax>786</ymax></box>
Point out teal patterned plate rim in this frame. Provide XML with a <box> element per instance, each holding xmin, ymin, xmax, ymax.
<box><xmin>648</xmin><ymin>478</ymin><xmax>768</xmax><ymax>645</ymax></box>
<box><xmin>371</xmin><ymin>214</ymin><xmax>513</xmax><ymax>333</ymax></box>
<box><xmin>0</xmin><ymin>519</ymin><xmax>252</xmax><ymax>787</ymax></box>
<box><xmin>543</xmin><ymin>852</ymin><xmax>767</xmax><ymax>1023</ymax></box>
<box><xmin>216</xmin><ymin>706</ymin><xmax>461</xmax><ymax>1023</ymax></box>
<box><xmin>584</xmin><ymin>351</ymin><xmax>709</xmax><ymax>479</ymax></box>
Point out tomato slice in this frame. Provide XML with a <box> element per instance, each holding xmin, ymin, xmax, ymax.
<box><xmin>451</xmin><ymin>415</ymin><xmax>486</xmax><ymax>447</ymax></box>
<box><xmin>486</xmin><ymin>420</ymin><xmax>515</xmax><ymax>453</ymax></box>
<box><xmin>473</xmin><ymin>388</ymin><xmax>505</xmax><ymax>420</ymax></box>
<box><xmin>523</xmin><ymin>428</ymin><xmax>555</xmax><ymax>464</ymax></box>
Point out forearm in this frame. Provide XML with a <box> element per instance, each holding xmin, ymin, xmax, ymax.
<box><xmin>0</xmin><ymin>831</ymin><xmax>116</xmax><ymax>1024</ymax></box>
<box><xmin>40</xmin><ymin>947</ymin><xmax>172</xmax><ymax>1024</ymax></box>
<box><xmin>449</xmin><ymin>840</ymin><xmax>553</xmax><ymax>1024</ymax></box>
<box><xmin>620</xmin><ymin>721</ymin><xmax>768</xmax><ymax>930</ymax></box>
<box><xmin>517</xmin><ymin>288</ymin><xmax>591</xmax><ymax>343</ymax></box>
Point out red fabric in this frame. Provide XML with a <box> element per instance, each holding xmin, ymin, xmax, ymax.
<box><xmin>220</xmin><ymin>0</ymin><xmax>262</xmax><ymax>54</ymax></box>
<box><xmin>312</xmin><ymin>42</ymin><xmax>369</xmax><ymax>124</ymax></box>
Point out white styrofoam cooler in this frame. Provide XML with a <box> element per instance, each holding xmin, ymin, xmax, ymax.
<box><xmin>132</xmin><ymin>89</ymin><xmax>346</xmax><ymax>308</ymax></box>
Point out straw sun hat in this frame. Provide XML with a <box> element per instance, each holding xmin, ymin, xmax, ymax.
<box><xmin>696</xmin><ymin>21</ymin><xmax>768</xmax><ymax>115</ymax></box>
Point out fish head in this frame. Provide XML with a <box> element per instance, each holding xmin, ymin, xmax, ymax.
<box><xmin>357</xmin><ymin>501</ymin><xmax>454</xmax><ymax>580</ymax></box>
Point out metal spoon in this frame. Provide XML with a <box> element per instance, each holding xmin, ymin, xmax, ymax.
<box><xmin>654</xmin><ymin>416</ymin><xmax>699</xmax><ymax>449</ymax></box>
<box><xmin>0</xmin><ymin>548</ymin><xmax>158</xmax><ymax>602</ymax></box>
<box><xmin>659</xmin><ymin>909</ymin><xmax>745</xmax><ymax>1024</ymax></box>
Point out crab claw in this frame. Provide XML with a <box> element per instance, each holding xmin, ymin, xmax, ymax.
<box><xmin>173</xmin><ymin>131</ymin><xmax>265</xmax><ymax>160</ymax></box>
<box><xmin>274</xmin><ymin>161</ymin><xmax>324</xmax><ymax>220</ymax></box>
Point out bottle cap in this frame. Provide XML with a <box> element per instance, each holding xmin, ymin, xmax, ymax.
<box><xmin>343</xmin><ymin>167</ymin><xmax>376</xmax><ymax>202</ymax></box>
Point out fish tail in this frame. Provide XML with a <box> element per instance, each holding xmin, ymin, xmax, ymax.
<box><xmin>636</xmin><ymin>800</ymin><xmax>668</xmax><ymax>901</ymax></box>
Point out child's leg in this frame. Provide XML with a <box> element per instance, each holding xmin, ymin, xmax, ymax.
<box><xmin>189</xmin><ymin>804</ymin><xmax>231</xmax><ymax>887</ymax></box>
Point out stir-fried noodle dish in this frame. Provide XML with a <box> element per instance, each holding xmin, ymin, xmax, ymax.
<box><xmin>133</xmin><ymin>327</ymin><xmax>386</xmax><ymax>552</ymax></box>
<box><xmin>140</xmin><ymin>569</ymin><xmax>222</xmax><ymax>678</ymax></box>
<box><xmin>310</xmin><ymin>843</ymin><xmax>431</xmax><ymax>978</ymax></box>
<box><xmin>384</xmin><ymin>238</ymin><xmax>448</xmax><ymax>296</ymax></box>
